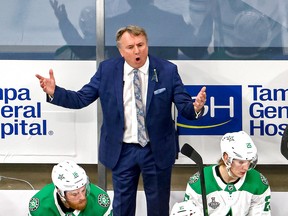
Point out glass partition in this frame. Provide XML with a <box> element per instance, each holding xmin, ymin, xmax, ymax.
<box><xmin>0</xmin><ymin>0</ymin><xmax>96</xmax><ymax>60</ymax></box>
<box><xmin>104</xmin><ymin>0</ymin><xmax>202</xmax><ymax>60</ymax></box>
<box><xmin>105</xmin><ymin>0</ymin><xmax>288</xmax><ymax>60</ymax></box>
<box><xmin>0</xmin><ymin>0</ymin><xmax>287</xmax><ymax>60</ymax></box>
<box><xmin>187</xmin><ymin>0</ymin><xmax>288</xmax><ymax>60</ymax></box>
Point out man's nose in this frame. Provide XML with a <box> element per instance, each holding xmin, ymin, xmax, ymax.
<box><xmin>242</xmin><ymin>163</ymin><xmax>250</xmax><ymax>171</ymax></box>
<box><xmin>134</xmin><ymin>46</ymin><xmax>139</xmax><ymax>54</ymax></box>
<box><xmin>79</xmin><ymin>191</ymin><xmax>86</xmax><ymax>199</ymax></box>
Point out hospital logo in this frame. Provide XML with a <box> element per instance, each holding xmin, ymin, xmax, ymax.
<box><xmin>177</xmin><ymin>85</ymin><xmax>242</xmax><ymax>135</ymax></box>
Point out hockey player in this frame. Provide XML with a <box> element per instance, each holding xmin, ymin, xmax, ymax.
<box><xmin>28</xmin><ymin>160</ymin><xmax>112</xmax><ymax>216</ymax></box>
<box><xmin>183</xmin><ymin>131</ymin><xmax>271</xmax><ymax>215</ymax></box>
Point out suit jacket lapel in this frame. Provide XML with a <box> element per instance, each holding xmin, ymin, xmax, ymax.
<box><xmin>146</xmin><ymin>56</ymin><xmax>157</xmax><ymax>115</ymax></box>
<box><xmin>114</xmin><ymin>59</ymin><xmax>125</xmax><ymax>121</ymax></box>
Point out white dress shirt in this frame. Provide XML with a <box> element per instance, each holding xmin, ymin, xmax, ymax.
<box><xmin>123</xmin><ymin>58</ymin><xmax>149</xmax><ymax>143</ymax></box>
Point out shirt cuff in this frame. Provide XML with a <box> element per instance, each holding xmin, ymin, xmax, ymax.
<box><xmin>195</xmin><ymin>107</ymin><xmax>204</xmax><ymax>119</ymax></box>
<box><xmin>47</xmin><ymin>94</ymin><xmax>54</xmax><ymax>102</ymax></box>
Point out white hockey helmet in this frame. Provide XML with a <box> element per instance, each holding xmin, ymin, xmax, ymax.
<box><xmin>52</xmin><ymin>160</ymin><xmax>89</xmax><ymax>197</ymax></box>
<box><xmin>220</xmin><ymin>131</ymin><xmax>258</xmax><ymax>169</ymax></box>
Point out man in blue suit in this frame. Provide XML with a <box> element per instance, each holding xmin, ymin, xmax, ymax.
<box><xmin>36</xmin><ymin>25</ymin><xmax>206</xmax><ymax>216</ymax></box>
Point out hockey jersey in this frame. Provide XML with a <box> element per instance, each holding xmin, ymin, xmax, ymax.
<box><xmin>184</xmin><ymin>165</ymin><xmax>271</xmax><ymax>215</ymax></box>
<box><xmin>28</xmin><ymin>183</ymin><xmax>111</xmax><ymax>216</ymax></box>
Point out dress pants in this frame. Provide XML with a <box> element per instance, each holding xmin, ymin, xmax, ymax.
<box><xmin>112</xmin><ymin>142</ymin><xmax>172</xmax><ymax>216</ymax></box>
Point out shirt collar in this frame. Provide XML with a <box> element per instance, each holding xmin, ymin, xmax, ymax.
<box><xmin>125</xmin><ymin>57</ymin><xmax>149</xmax><ymax>75</ymax></box>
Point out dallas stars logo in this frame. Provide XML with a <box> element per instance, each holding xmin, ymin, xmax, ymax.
<box><xmin>29</xmin><ymin>198</ymin><xmax>40</xmax><ymax>211</ymax></box>
<box><xmin>98</xmin><ymin>194</ymin><xmax>110</xmax><ymax>207</ymax></box>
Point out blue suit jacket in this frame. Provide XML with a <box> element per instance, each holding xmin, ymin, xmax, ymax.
<box><xmin>50</xmin><ymin>55</ymin><xmax>199</xmax><ymax>169</ymax></box>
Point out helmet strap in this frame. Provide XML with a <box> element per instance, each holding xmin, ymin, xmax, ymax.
<box><xmin>224</xmin><ymin>157</ymin><xmax>238</xmax><ymax>180</ymax></box>
<box><xmin>56</xmin><ymin>187</ymin><xmax>68</xmax><ymax>203</ymax></box>
<box><xmin>226</xmin><ymin>166</ymin><xmax>237</xmax><ymax>179</ymax></box>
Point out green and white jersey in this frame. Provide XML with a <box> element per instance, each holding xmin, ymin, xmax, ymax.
<box><xmin>28</xmin><ymin>183</ymin><xmax>111</xmax><ymax>216</ymax></box>
<box><xmin>184</xmin><ymin>165</ymin><xmax>271</xmax><ymax>216</ymax></box>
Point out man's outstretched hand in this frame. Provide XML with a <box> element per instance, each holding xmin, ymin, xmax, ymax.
<box><xmin>193</xmin><ymin>86</ymin><xmax>206</xmax><ymax>113</ymax></box>
<box><xmin>35</xmin><ymin>69</ymin><xmax>56</xmax><ymax>96</ymax></box>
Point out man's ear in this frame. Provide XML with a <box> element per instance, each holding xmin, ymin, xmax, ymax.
<box><xmin>222</xmin><ymin>152</ymin><xmax>228</xmax><ymax>162</ymax></box>
<box><xmin>119</xmin><ymin>51</ymin><xmax>124</xmax><ymax>57</ymax></box>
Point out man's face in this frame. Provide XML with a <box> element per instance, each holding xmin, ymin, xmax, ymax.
<box><xmin>65</xmin><ymin>185</ymin><xmax>87</xmax><ymax>211</ymax></box>
<box><xmin>118</xmin><ymin>32</ymin><xmax>148</xmax><ymax>69</ymax></box>
<box><xmin>229</xmin><ymin>159</ymin><xmax>251</xmax><ymax>178</ymax></box>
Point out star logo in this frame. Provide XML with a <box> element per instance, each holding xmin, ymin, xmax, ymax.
<box><xmin>58</xmin><ymin>174</ymin><xmax>65</xmax><ymax>180</ymax></box>
<box><xmin>226</xmin><ymin>135</ymin><xmax>235</xmax><ymax>142</ymax></box>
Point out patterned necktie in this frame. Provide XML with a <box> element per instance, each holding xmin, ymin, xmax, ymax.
<box><xmin>133</xmin><ymin>69</ymin><xmax>148</xmax><ymax>147</ymax></box>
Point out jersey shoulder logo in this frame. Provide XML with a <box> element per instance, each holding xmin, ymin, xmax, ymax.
<box><xmin>29</xmin><ymin>197</ymin><xmax>40</xmax><ymax>212</ymax></box>
<box><xmin>98</xmin><ymin>194</ymin><xmax>110</xmax><ymax>207</ymax></box>
<box><xmin>188</xmin><ymin>172</ymin><xmax>200</xmax><ymax>184</ymax></box>
<box><xmin>260</xmin><ymin>173</ymin><xmax>269</xmax><ymax>185</ymax></box>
